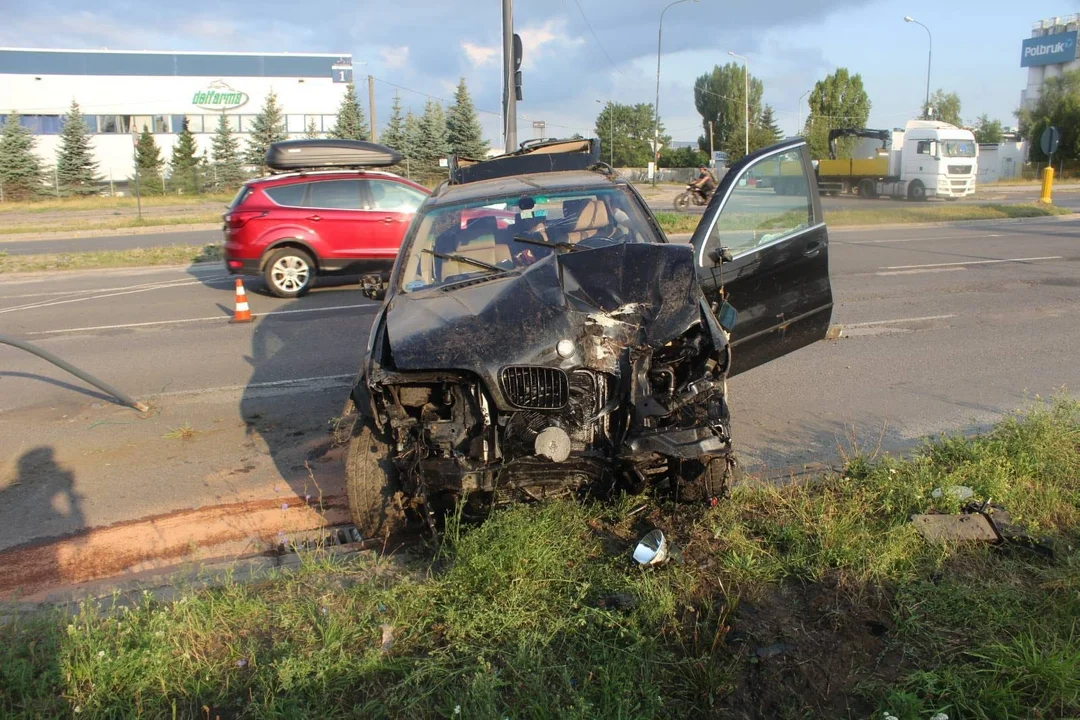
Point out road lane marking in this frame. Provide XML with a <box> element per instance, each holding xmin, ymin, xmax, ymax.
<box><xmin>0</xmin><ymin>280</ymin><xmax>208</xmax><ymax>315</ymax></box>
<box><xmin>876</xmin><ymin>267</ymin><xmax>967</xmax><ymax>276</ymax></box>
<box><xmin>0</xmin><ymin>276</ymin><xmax>231</xmax><ymax>302</ymax></box>
<box><xmin>26</xmin><ymin>302</ymin><xmax>378</xmax><ymax>335</ymax></box>
<box><xmin>839</xmin><ymin>233</ymin><xmax>1003</xmax><ymax>245</ymax></box>
<box><xmin>880</xmin><ymin>255</ymin><xmax>1063</xmax><ymax>270</ymax></box>
<box><xmin>845</xmin><ymin>314</ymin><xmax>957</xmax><ymax>328</ymax></box>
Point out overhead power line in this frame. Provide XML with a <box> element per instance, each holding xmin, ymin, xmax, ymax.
<box><xmin>570</xmin><ymin>0</ymin><xmax>625</xmax><ymax>76</ymax></box>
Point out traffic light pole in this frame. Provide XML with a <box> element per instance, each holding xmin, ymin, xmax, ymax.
<box><xmin>502</xmin><ymin>0</ymin><xmax>517</xmax><ymax>153</ymax></box>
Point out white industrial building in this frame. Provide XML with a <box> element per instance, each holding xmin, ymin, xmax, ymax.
<box><xmin>1020</xmin><ymin>15</ymin><xmax>1079</xmax><ymax>110</ymax></box>
<box><xmin>0</xmin><ymin>48</ymin><xmax>354</xmax><ymax>183</ymax></box>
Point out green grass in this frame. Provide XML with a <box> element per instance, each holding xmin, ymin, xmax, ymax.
<box><xmin>0</xmin><ymin>213</ymin><xmax>223</xmax><ymax>236</ymax></box>
<box><xmin>2</xmin><ymin>399</ymin><xmax>1078</xmax><ymax>718</ymax></box>
<box><xmin>0</xmin><ymin>244</ymin><xmax>223</xmax><ymax>274</ymax></box>
<box><xmin>656</xmin><ymin>203</ymin><xmax>1072</xmax><ymax>235</ymax></box>
<box><xmin>0</xmin><ymin>193</ymin><xmax>234</xmax><ymax>214</ymax></box>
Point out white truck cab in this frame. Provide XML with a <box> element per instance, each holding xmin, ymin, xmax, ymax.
<box><xmin>897</xmin><ymin>121</ymin><xmax>978</xmax><ymax>200</ymax></box>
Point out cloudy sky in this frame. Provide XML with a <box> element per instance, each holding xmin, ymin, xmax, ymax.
<box><xmin>3</xmin><ymin>0</ymin><xmax>1079</xmax><ymax>147</ymax></box>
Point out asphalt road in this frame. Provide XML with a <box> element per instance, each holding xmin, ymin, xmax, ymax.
<box><xmin>3</xmin><ymin>187</ymin><xmax>1080</xmax><ymax>257</ymax></box>
<box><xmin>1</xmin><ymin>217</ymin><xmax>1078</xmax><ymax>552</ymax></box>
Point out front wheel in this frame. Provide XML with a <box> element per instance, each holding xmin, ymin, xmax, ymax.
<box><xmin>907</xmin><ymin>180</ymin><xmax>927</xmax><ymax>202</ymax></box>
<box><xmin>673</xmin><ymin>193</ymin><xmax>691</xmax><ymax>211</ymax></box>
<box><xmin>263</xmin><ymin>247</ymin><xmax>315</xmax><ymax>298</ymax></box>
<box><xmin>345</xmin><ymin>420</ymin><xmax>407</xmax><ymax>540</ymax></box>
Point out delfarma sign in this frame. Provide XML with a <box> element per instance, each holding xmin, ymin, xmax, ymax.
<box><xmin>192</xmin><ymin>80</ymin><xmax>249</xmax><ymax>110</ymax></box>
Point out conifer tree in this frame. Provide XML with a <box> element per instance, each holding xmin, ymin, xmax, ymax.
<box><xmin>0</xmin><ymin>111</ymin><xmax>45</xmax><ymax>200</ymax></box>
<box><xmin>56</xmin><ymin>100</ymin><xmax>100</xmax><ymax>195</ymax></box>
<box><xmin>211</xmin><ymin>113</ymin><xmax>245</xmax><ymax>189</ymax></box>
<box><xmin>245</xmin><ymin>89</ymin><xmax>287</xmax><ymax>170</ymax></box>
<box><xmin>446</xmin><ymin>78</ymin><xmax>488</xmax><ymax>158</ymax></box>
<box><xmin>169</xmin><ymin>116</ymin><xmax>201</xmax><ymax>194</ymax></box>
<box><xmin>329</xmin><ymin>82</ymin><xmax>369</xmax><ymax>141</ymax></box>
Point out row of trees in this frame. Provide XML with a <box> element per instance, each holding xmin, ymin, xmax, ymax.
<box><xmin>380</xmin><ymin>79</ymin><xmax>489</xmax><ymax>177</ymax></box>
<box><xmin>0</xmin><ymin>78</ymin><xmax>490</xmax><ymax>199</ymax></box>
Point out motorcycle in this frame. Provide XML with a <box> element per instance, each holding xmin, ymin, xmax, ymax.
<box><xmin>673</xmin><ymin>184</ymin><xmax>713</xmax><ymax>211</ymax></box>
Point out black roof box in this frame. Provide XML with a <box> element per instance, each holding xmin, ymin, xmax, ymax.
<box><xmin>265</xmin><ymin>139</ymin><xmax>401</xmax><ymax>172</ymax></box>
<box><xmin>449</xmin><ymin>138</ymin><xmax>602</xmax><ymax>184</ymax></box>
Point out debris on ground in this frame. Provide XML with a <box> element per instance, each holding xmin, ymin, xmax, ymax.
<box><xmin>930</xmin><ymin>485</ymin><xmax>974</xmax><ymax>501</ymax></box>
<box><xmin>911</xmin><ymin>500</ymin><xmax>1053</xmax><ymax>557</ymax></box>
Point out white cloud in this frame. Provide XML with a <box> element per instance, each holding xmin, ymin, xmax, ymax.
<box><xmin>380</xmin><ymin>45</ymin><xmax>409</xmax><ymax>69</ymax></box>
<box><xmin>516</xmin><ymin>19</ymin><xmax>585</xmax><ymax>70</ymax></box>
<box><xmin>462</xmin><ymin>42</ymin><xmax>498</xmax><ymax>67</ymax></box>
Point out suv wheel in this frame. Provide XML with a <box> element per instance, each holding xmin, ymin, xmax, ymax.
<box><xmin>264</xmin><ymin>247</ymin><xmax>315</xmax><ymax>298</ymax></box>
<box><xmin>346</xmin><ymin>419</ymin><xmax>407</xmax><ymax>540</ymax></box>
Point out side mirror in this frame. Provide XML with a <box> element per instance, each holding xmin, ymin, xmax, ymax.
<box><xmin>716</xmin><ymin>301</ymin><xmax>738</xmax><ymax>332</ymax></box>
<box><xmin>707</xmin><ymin>246</ymin><xmax>734</xmax><ymax>265</ymax></box>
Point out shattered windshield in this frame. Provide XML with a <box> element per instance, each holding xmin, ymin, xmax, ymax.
<box><xmin>397</xmin><ymin>187</ymin><xmax>655</xmax><ymax>293</ymax></box>
<box><xmin>942</xmin><ymin>140</ymin><xmax>976</xmax><ymax>157</ymax></box>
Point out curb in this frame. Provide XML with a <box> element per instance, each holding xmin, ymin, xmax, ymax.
<box><xmin>0</xmin><ymin>222</ymin><xmax>220</xmax><ymax>243</ymax></box>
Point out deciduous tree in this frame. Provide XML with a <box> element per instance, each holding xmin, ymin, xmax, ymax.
<box><xmin>694</xmin><ymin>62</ymin><xmax>764</xmax><ymax>161</ymax></box>
<box><xmin>973</xmin><ymin>114</ymin><xmax>1005</xmax><ymax>144</ymax></box>
<box><xmin>925</xmin><ymin>89</ymin><xmax>962</xmax><ymax>126</ymax></box>
<box><xmin>593</xmin><ymin>101</ymin><xmax>668</xmax><ymax>167</ymax></box>
<box><xmin>0</xmin><ymin>111</ymin><xmax>45</xmax><ymax>200</ymax></box>
<box><xmin>803</xmin><ymin>68</ymin><xmax>871</xmax><ymax>159</ymax></box>
<box><xmin>56</xmin><ymin>100</ymin><xmax>100</xmax><ymax>195</ymax></box>
<box><xmin>1017</xmin><ymin>68</ymin><xmax>1080</xmax><ymax>162</ymax></box>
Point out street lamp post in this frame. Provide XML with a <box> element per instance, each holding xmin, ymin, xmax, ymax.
<box><xmin>596</xmin><ymin>100</ymin><xmax>614</xmax><ymax>166</ymax></box>
<box><xmin>728</xmin><ymin>51</ymin><xmax>749</xmax><ymax>157</ymax></box>
<box><xmin>797</xmin><ymin>89</ymin><xmax>811</xmax><ymax>136</ymax></box>
<box><xmin>654</xmin><ymin>0</ymin><xmax>697</xmax><ymax>183</ymax></box>
<box><xmin>904</xmin><ymin>16</ymin><xmax>932</xmax><ymax>119</ymax></box>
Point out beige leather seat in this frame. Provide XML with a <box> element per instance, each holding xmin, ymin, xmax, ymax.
<box><xmin>560</xmin><ymin>199</ymin><xmax>612</xmax><ymax>244</ymax></box>
<box><xmin>440</xmin><ymin>215</ymin><xmax>512</xmax><ymax>278</ymax></box>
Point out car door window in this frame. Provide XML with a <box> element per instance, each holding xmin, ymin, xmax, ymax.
<box><xmin>366</xmin><ymin>180</ymin><xmax>426</xmax><ymax>212</ymax></box>
<box><xmin>264</xmin><ymin>183</ymin><xmax>308</xmax><ymax>207</ymax></box>
<box><xmin>306</xmin><ymin>180</ymin><xmax>363</xmax><ymax>209</ymax></box>
<box><xmin>703</xmin><ymin>149</ymin><xmax>815</xmax><ymax>259</ymax></box>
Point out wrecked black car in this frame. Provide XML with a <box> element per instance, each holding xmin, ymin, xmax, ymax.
<box><xmin>346</xmin><ymin>138</ymin><xmax>833</xmax><ymax>537</ymax></box>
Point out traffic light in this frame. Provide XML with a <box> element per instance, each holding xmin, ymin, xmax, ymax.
<box><xmin>513</xmin><ymin>33</ymin><xmax>523</xmax><ymax>101</ymax></box>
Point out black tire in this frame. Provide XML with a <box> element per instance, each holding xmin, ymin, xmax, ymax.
<box><xmin>263</xmin><ymin>247</ymin><xmax>315</xmax><ymax>298</ymax></box>
<box><xmin>907</xmin><ymin>180</ymin><xmax>927</xmax><ymax>202</ymax></box>
<box><xmin>678</xmin><ymin>455</ymin><xmax>739</xmax><ymax>502</ymax></box>
<box><xmin>345</xmin><ymin>419</ymin><xmax>407</xmax><ymax>540</ymax></box>
<box><xmin>673</xmin><ymin>193</ymin><xmax>691</xmax><ymax>211</ymax></box>
<box><xmin>859</xmin><ymin>179</ymin><xmax>877</xmax><ymax>199</ymax></box>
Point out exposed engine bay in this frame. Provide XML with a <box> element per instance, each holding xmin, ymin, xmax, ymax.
<box><xmin>353</xmin><ymin>241</ymin><xmax>735</xmax><ymax>513</ymax></box>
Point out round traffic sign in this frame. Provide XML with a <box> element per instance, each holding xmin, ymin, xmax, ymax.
<box><xmin>1041</xmin><ymin>126</ymin><xmax>1060</xmax><ymax>157</ymax></box>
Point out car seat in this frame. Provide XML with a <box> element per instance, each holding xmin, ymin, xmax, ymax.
<box><xmin>440</xmin><ymin>215</ymin><xmax>512</xmax><ymax>278</ymax></box>
<box><xmin>558</xmin><ymin>198</ymin><xmax>612</xmax><ymax>245</ymax></box>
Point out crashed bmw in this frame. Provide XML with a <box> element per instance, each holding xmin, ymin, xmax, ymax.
<box><xmin>346</xmin><ymin>138</ymin><xmax>834</xmax><ymax>537</ymax></box>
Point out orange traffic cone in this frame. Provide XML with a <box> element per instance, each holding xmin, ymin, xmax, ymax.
<box><xmin>230</xmin><ymin>278</ymin><xmax>253</xmax><ymax>323</ymax></box>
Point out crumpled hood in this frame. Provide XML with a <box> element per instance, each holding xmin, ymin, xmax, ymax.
<box><xmin>383</xmin><ymin>242</ymin><xmax>712</xmax><ymax>389</ymax></box>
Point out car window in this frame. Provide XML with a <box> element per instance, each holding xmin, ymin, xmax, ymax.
<box><xmin>397</xmin><ymin>186</ymin><xmax>654</xmax><ymax>293</ymax></box>
<box><xmin>306</xmin><ymin>180</ymin><xmax>363</xmax><ymax>209</ymax></box>
<box><xmin>366</xmin><ymin>180</ymin><xmax>425</xmax><ymax>212</ymax></box>
<box><xmin>264</xmin><ymin>183</ymin><xmax>307</xmax><ymax>207</ymax></box>
<box><xmin>228</xmin><ymin>185</ymin><xmax>253</xmax><ymax>209</ymax></box>
<box><xmin>703</xmin><ymin>149</ymin><xmax>814</xmax><ymax>258</ymax></box>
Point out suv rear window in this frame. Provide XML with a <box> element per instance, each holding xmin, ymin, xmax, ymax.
<box><xmin>228</xmin><ymin>185</ymin><xmax>253</xmax><ymax>209</ymax></box>
<box><xmin>264</xmin><ymin>183</ymin><xmax>308</xmax><ymax>207</ymax></box>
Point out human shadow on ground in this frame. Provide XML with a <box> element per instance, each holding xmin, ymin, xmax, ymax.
<box><xmin>0</xmin><ymin>446</ymin><xmax>86</xmax><ymax>595</ymax></box>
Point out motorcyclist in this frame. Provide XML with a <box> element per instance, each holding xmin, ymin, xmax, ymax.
<box><xmin>689</xmin><ymin>165</ymin><xmax>716</xmax><ymax>198</ymax></box>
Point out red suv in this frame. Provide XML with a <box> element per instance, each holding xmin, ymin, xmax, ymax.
<box><xmin>223</xmin><ymin>170</ymin><xmax>429</xmax><ymax>298</ymax></box>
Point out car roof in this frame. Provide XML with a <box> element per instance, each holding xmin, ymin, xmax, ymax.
<box><xmin>427</xmin><ymin>170</ymin><xmax>623</xmax><ymax>207</ymax></box>
<box><xmin>247</xmin><ymin>169</ymin><xmax>422</xmax><ymax>188</ymax></box>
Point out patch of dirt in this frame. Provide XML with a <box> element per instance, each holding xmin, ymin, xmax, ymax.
<box><xmin>0</xmin><ymin>493</ymin><xmax>351</xmax><ymax>600</ymax></box>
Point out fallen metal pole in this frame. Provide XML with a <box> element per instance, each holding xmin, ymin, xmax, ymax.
<box><xmin>0</xmin><ymin>334</ymin><xmax>149</xmax><ymax>413</ymax></box>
